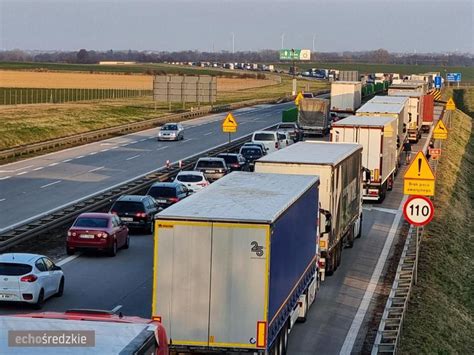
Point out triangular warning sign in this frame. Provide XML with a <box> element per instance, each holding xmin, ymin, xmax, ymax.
<box><xmin>295</xmin><ymin>92</ymin><xmax>304</xmax><ymax>106</ymax></box>
<box><xmin>434</xmin><ymin>120</ymin><xmax>447</xmax><ymax>134</ymax></box>
<box><xmin>446</xmin><ymin>97</ymin><xmax>456</xmax><ymax>110</ymax></box>
<box><xmin>404</xmin><ymin>151</ymin><xmax>435</xmax><ymax>180</ymax></box>
<box><xmin>222</xmin><ymin>113</ymin><xmax>238</xmax><ymax>128</ymax></box>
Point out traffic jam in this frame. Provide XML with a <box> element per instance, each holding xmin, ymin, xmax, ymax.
<box><xmin>0</xmin><ymin>71</ymin><xmax>446</xmax><ymax>354</ymax></box>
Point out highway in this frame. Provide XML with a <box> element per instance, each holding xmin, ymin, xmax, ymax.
<box><xmin>0</xmin><ymin>102</ymin><xmax>294</xmax><ymax>232</ymax></box>
<box><xmin>0</xmin><ymin>101</ymin><xmax>441</xmax><ymax>354</ymax></box>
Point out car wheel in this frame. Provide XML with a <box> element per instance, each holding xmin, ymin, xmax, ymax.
<box><xmin>108</xmin><ymin>240</ymin><xmax>118</xmax><ymax>257</ymax></box>
<box><xmin>56</xmin><ymin>277</ymin><xmax>65</xmax><ymax>297</ymax></box>
<box><xmin>34</xmin><ymin>289</ymin><xmax>44</xmax><ymax>309</ymax></box>
<box><xmin>123</xmin><ymin>235</ymin><xmax>130</xmax><ymax>249</ymax></box>
<box><xmin>66</xmin><ymin>247</ymin><xmax>74</xmax><ymax>256</ymax></box>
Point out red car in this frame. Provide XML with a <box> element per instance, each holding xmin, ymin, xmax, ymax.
<box><xmin>67</xmin><ymin>213</ymin><xmax>129</xmax><ymax>257</ymax></box>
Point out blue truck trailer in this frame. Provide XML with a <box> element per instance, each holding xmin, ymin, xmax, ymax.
<box><xmin>152</xmin><ymin>172</ymin><xmax>320</xmax><ymax>354</ymax></box>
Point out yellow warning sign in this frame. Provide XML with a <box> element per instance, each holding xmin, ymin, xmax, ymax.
<box><xmin>222</xmin><ymin>113</ymin><xmax>238</xmax><ymax>133</ymax></box>
<box><xmin>295</xmin><ymin>92</ymin><xmax>304</xmax><ymax>106</ymax></box>
<box><xmin>446</xmin><ymin>97</ymin><xmax>456</xmax><ymax>111</ymax></box>
<box><xmin>433</xmin><ymin>120</ymin><xmax>448</xmax><ymax>140</ymax></box>
<box><xmin>404</xmin><ymin>151</ymin><xmax>436</xmax><ymax>196</ymax></box>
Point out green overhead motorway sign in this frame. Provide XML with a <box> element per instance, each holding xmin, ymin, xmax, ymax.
<box><xmin>279</xmin><ymin>49</ymin><xmax>311</xmax><ymax>61</ymax></box>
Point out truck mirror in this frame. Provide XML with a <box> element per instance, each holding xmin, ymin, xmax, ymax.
<box><xmin>363</xmin><ymin>168</ymin><xmax>371</xmax><ymax>182</ymax></box>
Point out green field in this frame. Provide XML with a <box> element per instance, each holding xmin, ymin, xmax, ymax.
<box><xmin>0</xmin><ymin>87</ymin><xmax>152</xmax><ymax>105</ymax></box>
<box><xmin>275</xmin><ymin>62</ymin><xmax>474</xmax><ymax>83</ymax></box>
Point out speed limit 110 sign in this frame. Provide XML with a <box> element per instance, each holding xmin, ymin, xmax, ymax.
<box><xmin>403</xmin><ymin>195</ymin><xmax>435</xmax><ymax>226</ymax></box>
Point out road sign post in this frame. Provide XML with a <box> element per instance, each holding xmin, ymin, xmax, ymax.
<box><xmin>403</xmin><ymin>195</ymin><xmax>435</xmax><ymax>226</ymax></box>
<box><xmin>403</xmin><ymin>151</ymin><xmax>436</xmax><ymax>196</ymax></box>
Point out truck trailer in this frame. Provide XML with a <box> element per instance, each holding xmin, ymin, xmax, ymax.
<box><xmin>255</xmin><ymin>141</ymin><xmax>363</xmax><ymax>276</ymax></box>
<box><xmin>421</xmin><ymin>94</ymin><xmax>434</xmax><ymax>132</ymax></box>
<box><xmin>153</xmin><ymin>172</ymin><xmax>320</xmax><ymax>354</ymax></box>
<box><xmin>330</xmin><ymin>115</ymin><xmax>398</xmax><ymax>201</ymax></box>
<box><xmin>298</xmin><ymin>97</ymin><xmax>330</xmax><ymax>136</ymax></box>
<box><xmin>388</xmin><ymin>90</ymin><xmax>424</xmax><ymax>142</ymax></box>
<box><xmin>330</xmin><ymin>81</ymin><xmax>362</xmax><ymax>114</ymax></box>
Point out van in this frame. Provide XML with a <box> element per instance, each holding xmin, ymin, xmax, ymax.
<box><xmin>251</xmin><ymin>131</ymin><xmax>283</xmax><ymax>154</ymax></box>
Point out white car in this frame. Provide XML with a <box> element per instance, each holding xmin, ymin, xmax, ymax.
<box><xmin>277</xmin><ymin>131</ymin><xmax>294</xmax><ymax>148</ymax></box>
<box><xmin>0</xmin><ymin>253</ymin><xmax>64</xmax><ymax>308</ymax></box>
<box><xmin>174</xmin><ymin>171</ymin><xmax>209</xmax><ymax>192</ymax></box>
<box><xmin>251</xmin><ymin>131</ymin><xmax>286</xmax><ymax>154</ymax></box>
<box><xmin>157</xmin><ymin>123</ymin><xmax>184</xmax><ymax>141</ymax></box>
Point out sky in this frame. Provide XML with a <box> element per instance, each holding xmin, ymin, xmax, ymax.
<box><xmin>0</xmin><ymin>0</ymin><xmax>473</xmax><ymax>53</ymax></box>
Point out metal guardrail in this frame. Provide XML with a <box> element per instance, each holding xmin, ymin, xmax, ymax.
<box><xmin>0</xmin><ymin>129</ymin><xmax>276</xmax><ymax>251</ymax></box>
<box><xmin>372</xmin><ymin>107</ymin><xmax>451</xmax><ymax>354</ymax></box>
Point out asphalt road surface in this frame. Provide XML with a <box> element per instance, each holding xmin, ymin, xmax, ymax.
<box><xmin>0</xmin><ymin>101</ymin><xmax>294</xmax><ymax>232</ymax></box>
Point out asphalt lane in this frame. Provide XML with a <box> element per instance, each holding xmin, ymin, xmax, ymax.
<box><xmin>0</xmin><ymin>102</ymin><xmax>294</xmax><ymax>231</ymax></box>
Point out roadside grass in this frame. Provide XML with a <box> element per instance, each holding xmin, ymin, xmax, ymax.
<box><xmin>443</xmin><ymin>86</ymin><xmax>474</xmax><ymax>117</ymax></box>
<box><xmin>0</xmin><ymin>78</ymin><xmax>328</xmax><ymax>150</ymax></box>
<box><xmin>274</xmin><ymin>62</ymin><xmax>474</xmax><ymax>83</ymax></box>
<box><xmin>399</xmin><ymin>108</ymin><xmax>474</xmax><ymax>353</ymax></box>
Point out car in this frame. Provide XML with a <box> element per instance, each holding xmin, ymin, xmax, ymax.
<box><xmin>109</xmin><ymin>195</ymin><xmax>159</xmax><ymax>234</ymax></box>
<box><xmin>276</xmin><ymin>122</ymin><xmax>304</xmax><ymax>142</ymax></box>
<box><xmin>217</xmin><ymin>153</ymin><xmax>249</xmax><ymax>171</ymax></box>
<box><xmin>0</xmin><ymin>253</ymin><xmax>64</xmax><ymax>309</ymax></box>
<box><xmin>302</xmin><ymin>92</ymin><xmax>314</xmax><ymax>98</ymax></box>
<box><xmin>67</xmin><ymin>213</ymin><xmax>129</xmax><ymax>257</ymax></box>
<box><xmin>174</xmin><ymin>171</ymin><xmax>209</xmax><ymax>192</ymax></box>
<box><xmin>239</xmin><ymin>145</ymin><xmax>265</xmax><ymax>171</ymax></box>
<box><xmin>194</xmin><ymin>157</ymin><xmax>230</xmax><ymax>182</ymax></box>
<box><xmin>157</xmin><ymin>123</ymin><xmax>184</xmax><ymax>141</ymax></box>
<box><xmin>146</xmin><ymin>182</ymin><xmax>191</xmax><ymax>209</ymax></box>
<box><xmin>251</xmin><ymin>131</ymin><xmax>284</xmax><ymax>153</ymax></box>
<box><xmin>277</xmin><ymin>131</ymin><xmax>293</xmax><ymax>148</ymax></box>
<box><xmin>241</xmin><ymin>142</ymin><xmax>267</xmax><ymax>155</ymax></box>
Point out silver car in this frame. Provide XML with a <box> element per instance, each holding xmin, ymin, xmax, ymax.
<box><xmin>158</xmin><ymin>123</ymin><xmax>184</xmax><ymax>141</ymax></box>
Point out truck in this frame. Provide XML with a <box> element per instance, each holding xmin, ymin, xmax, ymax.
<box><xmin>330</xmin><ymin>115</ymin><xmax>398</xmax><ymax>201</ymax></box>
<box><xmin>0</xmin><ymin>309</ymin><xmax>169</xmax><ymax>354</ymax></box>
<box><xmin>255</xmin><ymin>141</ymin><xmax>363</xmax><ymax>277</ymax></box>
<box><xmin>282</xmin><ymin>106</ymin><xmax>298</xmax><ymax>122</ymax></box>
<box><xmin>153</xmin><ymin>172</ymin><xmax>321</xmax><ymax>354</ymax></box>
<box><xmin>330</xmin><ymin>81</ymin><xmax>362</xmax><ymax>114</ymax></box>
<box><xmin>357</xmin><ymin>98</ymin><xmax>409</xmax><ymax>161</ymax></box>
<box><xmin>298</xmin><ymin>97</ymin><xmax>330</xmax><ymax>136</ymax></box>
<box><xmin>421</xmin><ymin>94</ymin><xmax>434</xmax><ymax>132</ymax></box>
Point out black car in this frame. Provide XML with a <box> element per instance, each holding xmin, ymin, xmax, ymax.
<box><xmin>217</xmin><ymin>153</ymin><xmax>249</xmax><ymax>172</ymax></box>
<box><xmin>239</xmin><ymin>146</ymin><xmax>264</xmax><ymax>171</ymax></box>
<box><xmin>146</xmin><ymin>182</ymin><xmax>191</xmax><ymax>210</ymax></box>
<box><xmin>109</xmin><ymin>195</ymin><xmax>158</xmax><ymax>233</ymax></box>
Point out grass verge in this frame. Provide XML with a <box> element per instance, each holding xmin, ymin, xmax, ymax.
<box><xmin>399</xmin><ymin>107</ymin><xmax>473</xmax><ymax>353</ymax></box>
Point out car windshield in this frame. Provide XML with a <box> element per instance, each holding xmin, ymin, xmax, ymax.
<box><xmin>74</xmin><ymin>217</ymin><xmax>109</xmax><ymax>228</ymax></box>
<box><xmin>0</xmin><ymin>263</ymin><xmax>33</xmax><ymax>276</ymax></box>
<box><xmin>196</xmin><ymin>160</ymin><xmax>224</xmax><ymax>169</ymax></box>
<box><xmin>278</xmin><ymin>124</ymin><xmax>295</xmax><ymax>129</ymax></box>
<box><xmin>177</xmin><ymin>174</ymin><xmax>203</xmax><ymax>183</ymax></box>
<box><xmin>241</xmin><ymin>148</ymin><xmax>263</xmax><ymax>157</ymax></box>
<box><xmin>162</xmin><ymin>125</ymin><xmax>178</xmax><ymax>131</ymax></box>
<box><xmin>218</xmin><ymin>155</ymin><xmax>238</xmax><ymax>164</ymax></box>
<box><xmin>253</xmin><ymin>133</ymin><xmax>275</xmax><ymax>141</ymax></box>
<box><xmin>148</xmin><ymin>186</ymin><xmax>177</xmax><ymax>198</ymax></box>
<box><xmin>112</xmin><ymin>201</ymin><xmax>144</xmax><ymax>214</ymax></box>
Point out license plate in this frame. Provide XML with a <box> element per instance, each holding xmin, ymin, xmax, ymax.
<box><xmin>121</xmin><ymin>217</ymin><xmax>133</xmax><ymax>222</ymax></box>
<box><xmin>156</xmin><ymin>199</ymin><xmax>167</xmax><ymax>203</ymax></box>
<box><xmin>80</xmin><ymin>234</ymin><xmax>94</xmax><ymax>239</ymax></box>
<box><xmin>0</xmin><ymin>294</ymin><xmax>12</xmax><ymax>299</ymax></box>
<box><xmin>206</xmin><ymin>170</ymin><xmax>217</xmax><ymax>173</ymax></box>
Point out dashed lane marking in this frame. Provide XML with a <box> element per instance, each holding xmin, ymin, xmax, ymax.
<box><xmin>40</xmin><ymin>180</ymin><xmax>62</xmax><ymax>189</ymax></box>
<box><xmin>126</xmin><ymin>154</ymin><xmax>141</xmax><ymax>161</ymax></box>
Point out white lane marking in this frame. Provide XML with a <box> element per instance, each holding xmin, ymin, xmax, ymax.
<box><xmin>139</xmin><ymin>139</ymin><xmax>146</xmax><ymax>142</ymax></box>
<box><xmin>126</xmin><ymin>154</ymin><xmax>141</xmax><ymax>161</ymax></box>
<box><xmin>156</xmin><ymin>146</ymin><xmax>169</xmax><ymax>151</ymax></box>
<box><xmin>182</xmin><ymin>138</ymin><xmax>195</xmax><ymax>143</ymax></box>
<box><xmin>0</xmin><ymin>165</ymin><xmax>34</xmax><ymax>173</ymax></box>
<box><xmin>76</xmin><ymin>155</ymin><xmax>84</xmax><ymax>159</ymax></box>
<box><xmin>33</xmin><ymin>167</ymin><xmax>44</xmax><ymax>171</ymax></box>
<box><xmin>100</xmin><ymin>149</ymin><xmax>110</xmax><ymax>152</ymax></box>
<box><xmin>100</xmin><ymin>143</ymin><xmax>113</xmax><ymax>146</ymax></box>
<box><xmin>16</xmin><ymin>171</ymin><xmax>28</xmax><ymax>176</ymax></box>
<box><xmin>0</xmin><ymin>176</ymin><xmax>11</xmax><ymax>180</ymax></box>
<box><xmin>62</xmin><ymin>159</ymin><xmax>72</xmax><ymax>163</ymax></box>
<box><xmin>0</xmin><ymin>198</ymin><xmax>6</xmax><ymax>202</ymax></box>
<box><xmin>48</xmin><ymin>162</ymin><xmax>59</xmax><ymax>167</ymax></box>
<box><xmin>57</xmin><ymin>254</ymin><xmax>80</xmax><ymax>266</ymax></box>
<box><xmin>40</xmin><ymin>180</ymin><xmax>62</xmax><ymax>189</ymax></box>
<box><xmin>204</xmin><ymin>132</ymin><xmax>213</xmax><ymax>136</ymax></box>
<box><xmin>110</xmin><ymin>146</ymin><xmax>118</xmax><ymax>150</ymax></box>
<box><xmin>129</xmin><ymin>140</ymin><xmax>137</xmax><ymax>144</ymax></box>
<box><xmin>88</xmin><ymin>166</ymin><xmax>104</xmax><ymax>173</ymax></box>
<box><xmin>340</xmin><ymin>196</ymin><xmax>407</xmax><ymax>354</ymax></box>
<box><xmin>0</xmin><ymin>121</ymin><xmax>278</xmax><ymax>235</ymax></box>
<box><xmin>363</xmin><ymin>206</ymin><xmax>399</xmax><ymax>215</ymax></box>
<box><xmin>89</xmin><ymin>152</ymin><xmax>97</xmax><ymax>155</ymax></box>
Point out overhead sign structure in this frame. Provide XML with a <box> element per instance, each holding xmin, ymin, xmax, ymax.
<box><xmin>295</xmin><ymin>92</ymin><xmax>304</xmax><ymax>106</ymax></box>
<box><xmin>403</xmin><ymin>195</ymin><xmax>435</xmax><ymax>226</ymax></box>
<box><xmin>403</xmin><ymin>151</ymin><xmax>436</xmax><ymax>196</ymax></box>
<box><xmin>446</xmin><ymin>73</ymin><xmax>461</xmax><ymax>82</ymax></box>
<box><xmin>222</xmin><ymin>113</ymin><xmax>238</xmax><ymax>133</ymax></box>
<box><xmin>279</xmin><ymin>49</ymin><xmax>311</xmax><ymax>61</ymax></box>
<box><xmin>445</xmin><ymin>97</ymin><xmax>456</xmax><ymax>111</ymax></box>
<box><xmin>433</xmin><ymin>120</ymin><xmax>448</xmax><ymax>140</ymax></box>
<box><xmin>428</xmin><ymin>148</ymin><xmax>442</xmax><ymax>160</ymax></box>
<box><xmin>434</xmin><ymin>76</ymin><xmax>442</xmax><ymax>89</ymax></box>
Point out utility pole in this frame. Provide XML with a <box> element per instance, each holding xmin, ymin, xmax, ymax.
<box><xmin>281</xmin><ymin>33</ymin><xmax>285</xmax><ymax>49</ymax></box>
